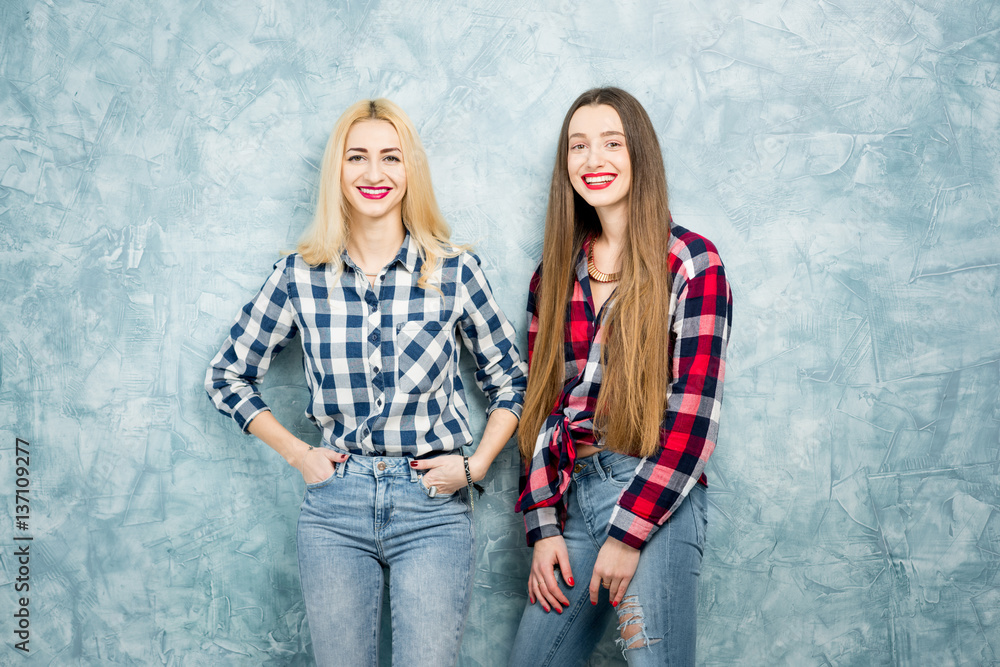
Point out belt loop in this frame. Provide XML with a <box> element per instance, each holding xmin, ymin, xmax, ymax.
<box><xmin>336</xmin><ymin>453</ymin><xmax>349</xmax><ymax>478</ymax></box>
<box><xmin>593</xmin><ymin>453</ymin><xmax>608</xmax><ymax>481</ymax></box>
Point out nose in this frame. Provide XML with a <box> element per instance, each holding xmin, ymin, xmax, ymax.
<box><xmin>585</xmin><ymin>146</ymin><xmax>605</xmax><ymax>170</ymax></box>
<box><xmin>364</xmin><ymin>158</ymin><xmax>383</xmax><ymax>182</ymax></box>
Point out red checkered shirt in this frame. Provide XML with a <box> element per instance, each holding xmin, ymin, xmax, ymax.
<box><xmin>515</xmin><ymin>224</ymin><xmax>732</xmax><ymax>549</ymax></box>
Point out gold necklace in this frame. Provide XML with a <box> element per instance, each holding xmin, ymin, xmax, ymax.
<box><xmin>587</xmin><ymin>237</ymin><xmax>620</xmax><ymax>283</ymax></box>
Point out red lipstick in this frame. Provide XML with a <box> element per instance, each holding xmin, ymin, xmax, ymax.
<box><xmin>358</xmin><ymin>186</ymin><xmax>391</xmax><ymax>200</ymax></box>
<box><xmin>582</xmin><ymin>173</ymin><xmax>616</xmax><ymax>190</ymax></box>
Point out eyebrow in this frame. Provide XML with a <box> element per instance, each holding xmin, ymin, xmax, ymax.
<box><xmin>568</xmin><ymin>130</ymin><xmax>625</xmax><ymax>140</ymax></box>
<box><xmin>345</xmin><ymin>147</ymin><xmax>402</xmax><ymax>154</ymax></box>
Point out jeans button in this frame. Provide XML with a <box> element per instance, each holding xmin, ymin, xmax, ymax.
<box><xmin>377</xmin><ymin>462</ymin><xmax>387</xmax><ymax>471</ymax></box>
<box><xmin>574</xmin><ymin>463</ymin><xmax>584</xmax><ymax>473</ymax></box>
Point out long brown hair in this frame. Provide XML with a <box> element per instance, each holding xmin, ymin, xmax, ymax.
<box><xmin>297</xmin><ymin>99</ymin><xmax>458</xmax><ymax>289</ymax></box>
<box><xmin>519</xmin><ymin>87</ymin><xmax>673</xmax><ymax>459</ymax></box>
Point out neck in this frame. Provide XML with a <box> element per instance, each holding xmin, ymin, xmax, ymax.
<box><xmin>593</xmin><ymin>203</ymin><xmax>627</xmax><ymax>259</ymax></box>
<box><xmin>346</xmin><ymin>215</ymin><xmax>406</xmax><ymax>275</ymax></box>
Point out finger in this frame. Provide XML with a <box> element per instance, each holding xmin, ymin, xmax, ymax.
<box><xmin>610</xmin><ymin>576</ymin><xmax>631</xmax><ymax>608</ymax></box>
<box><xmin>530</xmin><ymin>573</ymin><xmax>551</xmax><ymax>612</ymax></box>
<box><xmin>409</xmin><ymin>457</ymin><xmax>446</xmax><ymax>471</ymax></box>
<box><xmin>322</xmin><ymin>449</ymin><xmax>348</xmax><ymax>463</ymax></box>
<box><xmin>534</xmin><ymin>565</ymin><xmax>563</xmax><ymax>613</ymax></box>
<box><xmin>541</xmin><ymin>568</ymin><xmax>568</xmax><ymax>610</ymax></box>
<box><xmin>589</xmin><ymin>572</ymin><xmax>602</xmax><ymax>606</ymax></box>
<box><xmin>529</xmin><ymin>577</ymin><xmax>543</xmax><ymax>609</ymax></box>
<box><xmin>555</xmin><ymin>549</ymin><xmax>574</xmax><ymax>589</ymax></box>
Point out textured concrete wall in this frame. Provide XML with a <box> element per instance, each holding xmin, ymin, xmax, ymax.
<box><xmin>2</xmin><ymin>1</ymin><xmax>999</xmax><ymax>664</ymax></box>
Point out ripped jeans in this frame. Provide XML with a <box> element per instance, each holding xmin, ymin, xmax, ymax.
<box><xmin>508</xmin><ymin>450</ymin><xmax>707</xmax><ymax>666</ymax></box>
<box><xmin>297</xmin><ymin>455</ymin><xmax>474</xmax><ymax>666</ymax></box>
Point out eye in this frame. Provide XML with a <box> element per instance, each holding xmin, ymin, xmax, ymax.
<box><xmin>606</xmin><ymin>140</ymin><xmax>623</xmax><ymax>149</ymax></box>
<box><xmin>570</xmin><ymin>143</ymin><xmax>586</xmax><ymax>151</ymax></box>
<box><xmin>383</xmin><ymin>154</ymin><xmax>401</xmax><ymax>163</ymax></box>
<box><xmin>346</xmin><ymin>154</ymin><xmax>364</xmax><ymax>162</ymax></box>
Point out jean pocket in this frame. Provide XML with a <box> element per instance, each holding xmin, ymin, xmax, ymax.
<box><xmin>305</xmin><ymin>467</ymin><xmax>338</xmax><ymax>491</ymax></box>
<box><xmin>395</xmin><ymin>321</ymin><xmax>454</xmax><ymax>394</ymax></box>
<box><xmin>419</xmin><ymin>475</ymin><xmax>456</xmax><ymax>499</ymax></box>
<box><xmin>602</xmin><ymin>452</ymin><xmax>640</xmax><ymax>487</ymax></box>
<box><xmin>689</xmin><ymin>486</ymin><xmax>708</xmax><ymax>548</ymax></box>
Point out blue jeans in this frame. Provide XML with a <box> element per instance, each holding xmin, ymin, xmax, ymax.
<box><xmin>297</xmin><ymin>455</ymin><xmax>474</xmax><ymax>666</ymax></box>
<box><xmin>508</xmin><ymin>450</ymin><xmax>707</xmax><ymax>666</ymax></box>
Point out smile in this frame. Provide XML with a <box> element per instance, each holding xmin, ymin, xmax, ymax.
<box><xmin>359</xmin><ymin>187</ymin><xmax>391</xmax><ymax>199</ymax></box>
<box><xmin>583</xmin><ymin>173</ymin><xmax>616</xmax><ymax>190</ymax></box>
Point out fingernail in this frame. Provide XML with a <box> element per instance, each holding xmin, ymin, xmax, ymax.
<box><xmin>543</xmin><ymin>607</ymin><xmax>550</xmax><ymax>613</ymax></box>
<box><xmin>567</xmin><ymin>577</ymin><xmax>574</xmax><ymax>586</ymax></box>
<box><xmin>409</xmin><ymin>461</ymin><xmax>418</xmax><ymax>467</ymax></box>
<box><xmin>529</xmin><ymin>596</ymin><xmax>535</xmax><ymax>605</ymax></box>
<box><xmin>556</xmin><ymin>607</ymin><xmax>562</xmax><ymax>614</ymax></box>
<box><xmin>611</xmin><ymin>601</ymin><xmax>618</xmax><ymax>607</ymax></box>
<box><xmin>591</xmin><ymin>600</ymin><xmax>597</xmax><ymax>606</ymax></box>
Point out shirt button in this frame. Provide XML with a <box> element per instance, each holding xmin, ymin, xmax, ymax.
<box><xmin>373</xmin><ymin>366</ymin><xmax>380</xmax><ymax>373</ymax></box>
<box><xmin>376</xmin><ymin>397</ymin><xmax>383</xmax><ymax>407</ymax></box>
<box><xmin>370</xmin><ymin>331</ymin><xmax>380</xmax><ymax>342</ymax></box>
<box><xmin>574</xmin><ymin>463</ymin><xmax>584</xmax><ymax>474</ymax></box>
<box><xmin>377</xmin><ymin>462</ymin><xmax>387</xmax><ymax>471</ymax></box>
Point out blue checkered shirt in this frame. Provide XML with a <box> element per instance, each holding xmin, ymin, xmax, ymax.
<box><xmin>206</xmin><ymin>235</ymin><xmax>526</xmax><ymax>456</ymax></box>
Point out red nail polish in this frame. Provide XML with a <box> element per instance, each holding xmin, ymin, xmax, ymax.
<box><xmin>409</xmin><ymin>461</ymin><xmax>418</xmax><ymax>467</ymax></box>
<box><xmin>591</xmin><ymin>600</ymin><xmax>597</xmax><ymax>606</ymax></box>
<box><xmin>611</xmin><ymin>601</ymin><xmax>618</xmax><ymax>607</ymax></box>
<box><xmin>556</xmin><ymin>607</ymin><xmax>562</xmax><ymax>614</ymax></box>
<box><xmin>567</xmin><ymin>577</ymin><xmax>574</xmax><ymax>586</ymax></box>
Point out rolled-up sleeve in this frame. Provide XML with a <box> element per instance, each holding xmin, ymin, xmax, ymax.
<box><xmin>457</xmin><ymin>253</ymin><xmax>527</xmax><ymax>418</ymax></box>
<box><xmin>607</xmin><ymin>260</ymin><xmax>733</xmax><ymax>549</ymax></box>
<box><xmin>205</xmin><ymin>258</ymin><xmax>299</xmax><ymax>432</ymax></box>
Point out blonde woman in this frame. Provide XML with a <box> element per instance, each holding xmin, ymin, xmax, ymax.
<box><xmin>206</xmin><ymin>99</ymin><xmax>525</xmax><ymax>666</ymax></box>
<box><xmin>510</xmin><ymin>88</ymin><xmax>732</xmax><ymax>665</ymax></box>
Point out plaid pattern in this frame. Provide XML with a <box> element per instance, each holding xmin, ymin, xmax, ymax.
<box><xmin>206</xmin><ymin>234</ymin><xmax>526</xmax><ymax>457</ymax></box>
<box><xmin>516</xmin><ymin>224</ymin><xmax>732</xmax><ymax>549</ymax></box>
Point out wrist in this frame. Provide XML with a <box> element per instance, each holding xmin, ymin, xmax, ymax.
<box><xmin>285</xmin><ymin>441</ymin><xmax>313</xmax><ymax>469</ymax></box>
<box><xmin>467</xmin><ymin>453</ymin><xmax>489</xmax><ymax>482</ymax></box>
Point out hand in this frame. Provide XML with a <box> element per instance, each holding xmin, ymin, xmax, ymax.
<box><xmin>409</xmin><ymin>455</ymin><xmax>468</xmax><ymax>496</ymax></box>
<box><xmin>528</xmin><ymin>535</ymin><xmax>575</xmax><ymax>614</ymax></box>
<box><xmin>589</xmin><ymin>537</ymin><xmax>640</xmax><ymax>607</ymax></box>
<box><xmin>290</xmin><ymin>445</ymin><xmax>348</xmax><ymax>484</ymax></box>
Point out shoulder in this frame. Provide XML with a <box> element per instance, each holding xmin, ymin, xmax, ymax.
<box><xmin>449</xmin><ymin>248</ymin><xmax>486</xmax><ymax>281</ymax></box>
<box><xmin>668</xmin><ymin>223</ymin><xmax>726</xmax><ymax>282</ymax></box>
<box><xmin>268</xmin><ymin>252</ymin><xmax>333</xmax><ymax>289</ymax></box>
<box><xmin>529</xmin><ymin>261</ymin><xmax>542</xmax><ymax>292</ymax></box>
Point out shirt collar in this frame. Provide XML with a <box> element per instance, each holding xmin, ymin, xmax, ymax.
<box><xmin>340</xmin><ymin>230</ymin><xmax>421</xmax><ymax>275</ymax></box>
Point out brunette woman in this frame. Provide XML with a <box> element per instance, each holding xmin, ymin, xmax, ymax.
<box><xmin>510</xmin><ymin>87</ymin><xmax>732</xmax><ymax>665</ymax></box>
<box><xmin>206</xmin><ymin>99</ymin><xmax>525</xmax><ymax>666</ymax></box>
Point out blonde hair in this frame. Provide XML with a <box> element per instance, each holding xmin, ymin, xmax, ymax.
<box><xmin>519</xmin><ymin>87</ymin><xmax>673</xmax><ymax>460</ymax></box>
<box><xmin>297</xmin><ymin>99</ymin><xmax>458</xmax><ymax>288</ymax></box>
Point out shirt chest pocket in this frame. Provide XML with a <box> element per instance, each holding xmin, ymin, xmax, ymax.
<box><xmin>395</xmin><ymin>321</ymin><xmax>454</xmax><ymax>394</ymax></box>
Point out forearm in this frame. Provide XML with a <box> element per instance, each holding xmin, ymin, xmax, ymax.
<box><xmin>247</xmin><ymin>410</ymin><xmax>313</xmax><ymax>469</ymax></box>
<box><xmin>467</xmin><ymin>408</ymin><xmax>519</xmax><ymax>481</ymax></box>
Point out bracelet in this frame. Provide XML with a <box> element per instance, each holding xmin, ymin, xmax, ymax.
<box><xmin>463</xmin><ymin>455</ymin><xmax>474</xmax><ymax>487</ymax></box>
<box><xmin>462</xmin><ymin>456</ymin><xmax>485</xmax><ymax>511</ymax></box>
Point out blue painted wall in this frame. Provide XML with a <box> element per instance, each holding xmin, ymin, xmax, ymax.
<box><xmin>2</xmin><ymin>1</ymin><xmax>999</xmax><ymax>664</ymax></box>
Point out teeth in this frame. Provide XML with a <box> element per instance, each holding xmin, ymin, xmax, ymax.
<box><xmin>360</xmin><ymin>187</ymin><xmax>389</xmax><ymax>194</ymax></box>
<box><xmin>585</xmin><ymin>175</ymin><xmax>614</xmax><ymax>184</ymax></box>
